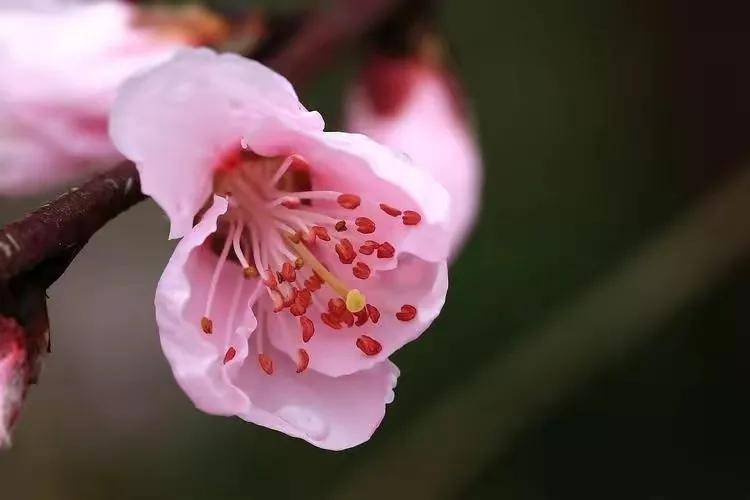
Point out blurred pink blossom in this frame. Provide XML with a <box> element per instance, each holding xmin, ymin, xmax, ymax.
<box><xmin>0</xmin><ymin>317</ymin><xmax>26</xmax><ymax>447</ymax></box>
<box><xmin>345</xmin><ymin>55</ymin><xmax>483</xmax><ymax>258</ymax></box>
<box><xmin>0</xmin><ymin>1</ymin><xmax>190</xmax><ymax>195</ymax></box>
<box><xmin>109</xmin><ymin>49</ymin><xmax>450</xmax><ymax>449</ymax></box>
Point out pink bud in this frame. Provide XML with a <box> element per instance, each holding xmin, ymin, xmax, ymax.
<box><xmin>345</xmin><ymin>55</ymin><xmax>483</xmax><ymax>259</ymax></box>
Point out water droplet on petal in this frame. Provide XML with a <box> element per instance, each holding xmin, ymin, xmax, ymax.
<box><xmin>277</xmin><ymin>405</ymin><xmax>329</xmax><ymax>441</ymax></box>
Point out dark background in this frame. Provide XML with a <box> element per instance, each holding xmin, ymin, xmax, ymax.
<box><xmin>2</xmin><ymin>1</ymin><xmax>750</xmax><ymax>498</ymax></box>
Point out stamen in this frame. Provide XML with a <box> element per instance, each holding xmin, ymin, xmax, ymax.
<box><xmin>321</xmin><ymin>312</ymin><xmax>342</xmax><ymax>330</ymax></box>
<box><xmin>201</xmin><ymin>317</ymin><xmax>213</xmax><ymax>334</ymax></box>
<box><xmin>366</xmin><ymin>304</ymin><xmax>380</xmax><ymax>324</ymax></box>
<box><xmin>247</xmin><ymin>218</ymin><xmax>269</xmax><ymax>280</ymax></box>
<box><xmin>284</xmin><ymin>234</ymin><xmax>366</xmax><ymax>311</ymax></box>
<box><xmin>356</xmin><ymin>335</ymin><xmax>382</xmax><ymax>356</ymax></box>
<box><xmin>377</xmin><ymin>241</ymin><xmax>395</xmax><ymax>259</ymax></box>
<box><xmin>380</xmin><ymin>203</ymin><xmax>402</xmax><ymax>217</ymax></box>
<box><xmin>354</xmin><ymin>308</ymin><xmax>369</xmax><ymax>326</ymax></box>
<box><xmin>244</xmin><ymin>265</ymin><xmax>259</xmax><ymax>278</ymax></box>
<box><xmin>268</xmin><ymin>155</ymin><xmax>297</xmax><ymax>188</ymax></box>
<box><xmin>281</xmin><ymin>197</ymin><xmax>301</xmax><ymax>209</ymax></box>
<box><xmin>281</xmin><ymin>261</ymin><xmax>296</xmax><ymax>282</ymax></box>
<box><xmin>290</xmin><ymin>303</ymin><xmax>306</xmax><ymax>316</ymax></box>
<box><xmin>295</xmin><ymin>257</ymin><xmax>305</xmax><ymax>269</ymax></box>
<box><xmin>311</xmin><ymin>226</ymin><xmax>331</xmax><ymax>241</ymax></box>
<box><xmin>402</xmin><ymin>210</ymin><xmax>422</xmax><ymax>226</ymax></box>
<box><xmin>337</xmin><ymin>194</ymin><xmax>361</xmax><ymax>209</ymax></box>
<box><xmin>278</xmin><ymin>190</ymin><xmax>341</xmax><ymax>201</ymax></box>
<box><xmin>335</xmin><ymin>238</ymin><xmax>356</xmax><ymax>264</ymax></box>
<box><xmin>300</xmin><ymin>316</ymin><xmax>315</xmax><ymax>342</ymax></box>
<box><xmin>296</xmin><ymin>349</ymin><xmax>310</xmax><ymax>373</ymax></box>
<box><xmin>341</xmin><ymin>310</ymin><xmax>355</xmax><ymax>327</ymax></box>
<box><xmin>258</xmin><ymin>353</ymin><xmax>274</xmax><ymax>375</ymax></box>
<box><xmin>223</xmin><ymin>347</ymin><xmax>237</xmax><ymax>364</ymax></box>
<box><xmin>355</xmin><ymin>217</ymin><xmax>376</xmax><ymax>234</ymax></box>
<box><xmin>352</xmin><ymin>262</ymin><xmax>371</xmax><ymax>280</ymax></box>
<box><xmin>328</xmin><ymin>298</ymin><xmax>347</xmax><ymax>316</ymax></box>
<box><xmin>396</xmin><ymin>304</ymin><xmax>417</xmax><ymax>321</ymax></box>
<box><xmin>202</xmin><ymin>225</ymin><xmax>234</xmax><ymax>333</ymax></box>
<box><xmin>335</xmin><ymin>220</ymin><xmax>347</xmax><ymax>232</ymax></box>
<box><xmin>359</xmin><ymin>240</ymin><xmax>379</xmax><ymax>255</ymax></box>
<box><xmin>231</xmin><ymin>220</ymin><xmax>253</xmax><ymax>274</ymax></box>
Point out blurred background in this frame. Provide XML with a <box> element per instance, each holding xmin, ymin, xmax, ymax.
<box><xmin>3</xmin><ymin>0</ymin><xmax>750</xmax><ymax>498</ymax></box>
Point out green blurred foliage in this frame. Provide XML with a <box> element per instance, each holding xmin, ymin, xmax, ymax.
<box><xmin>2</xmin><ymin>0</ymin><xmax>749</xmax><ymax>499</ymax></box>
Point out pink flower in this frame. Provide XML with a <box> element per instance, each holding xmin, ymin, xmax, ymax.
<box><xmin>109</xmin><ymin>48</ymin><xmax>450</xmax><ymax>449</ymax></box>
<box><xmin>0</xmin><ymin>1</ymin><xmax>193</xmax><ymax>195</ymax></box>
<box><xmin>0</xmin><ymin>317</ymin><xmax>26</xmax><ymax>447</ymax></box>
<box><xmin>345</xmin><ymin>55</ymin><xmax>483</xmax><ymax>258</ymax></box>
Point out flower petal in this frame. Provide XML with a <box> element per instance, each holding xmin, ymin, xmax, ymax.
<box><xmin>109</xmin><ymin>48</ymin><xmax>324</xmax><ymax>238</ymax></box>
<box><xmin>245</xmin><ymin>123</ymin><xmax>452</xmax><ymax>262</ymax></box>
<box><xmin>269</xmin><ymin>254</ymin><xmax>448</xmax><ymax>376</ymax></box>
<box><xmin>156</xmin><ymin>195</ymin><xmax>256</xmax><ymax>415</ymax></box>
<box><xmin>345</xmin><ymin>59</ymin><xmax>483</xmax><ymax>258</ymax></box>
<box><xmin>235</xmin><ymin>341</ymin><xmax>400</xmax><ymax>451</ymax></box>
<box><xmin>0</xmin><ymin>1</ymin><xmax>182</xmax><ymax>195</ymax></box>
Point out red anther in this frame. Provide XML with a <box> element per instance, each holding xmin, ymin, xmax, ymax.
<box><xmin>356</xmin><ymin>335</ymin><xmax>382</xmax><ymax>356</ymax></box>
<box><xmin>290</xmin><ymin>302</ymin><xmax>306</xmax><ymax>316</ymax></box>
<box><xmin>311</xmin><ymin>225</ymin><xmax>331</xmax><ymax>241</ymax></box>
<box><xmin>337</xmin><ymin>193</ymin><xmax>361</xmax><ymax>209</ymax></box>
<box><xmin>282</xmin><ymin>261</ymin><xmax>296</xmax><ymax>283</ymax></box>
<box><xmin>258</xmin><ymin>353</ymin><xmax>274</xmax><ymax>375</ymax></box>
<box><xmin>359</xmin><ymin>240</ymin><xmax>379</xmax><ymax>255</ymax></box>
<box><xmin>282</xmin><ymin>286</ymin><xmax>298</xmax><ymax>308</ymax></box>
<box><xmin>296</xmin><ymin>349</ymin><xmax>310</xmax><ymax>373</ymax></box>
<box><xmin>354</xmin><ymin>308</ymin><xmax>369</xmax><ymax>326</ymax></box>
<box><xmin>276</xmin><ymin>271</ymin><xmax>285</xmax><ymax>284</ymax></box>
<box><xmin>296</xmin><ymin>288</ymin><xmax>312</xmax><ymax>308</ymax></box>
<box><xmin>341</xmin><ymin>310</ymin><xmax>355</xmax><ymax>328</ymax></box>
<box><xmin>264</xmin><ymin>268</ymin><xmax>278</xmax><ymax>288</ymax></box>
<box><xmin>300</xmin><ymin>316</ymin><xmax>315</xmax><ymax>342</ymax></box>
<box><xmin>355</xmin><ymin>217</ymin><xmax>376</xmax><ymax>234</ymax></box>
<box><xmin>352</xmin><ymin>262</ymin><xmax>371</xmax><ymax>280</ymax></box>
<box><xmin>303</xmin><ymin>231</ymin><xmax>316</xmax><ymax>246</ymax></box>
<box><xmin>377</xmin><ymin>241</ymin><xmax>395</xmax><ymax>259</ymax></box>
<box><xmin>366</xmin><ymin>304</ymin><xmax>380</xmax><ymax>324</ymax></box>
<box><xmin>335</xmin><ymin>220</ymin><xmax>348</xmax><ymax>232</ymax></box>
<box><xmin>321</xmin><ymin>312</ymin><xmax>342</xmax><ymax>330</ymax></box>
<box><xmin>270</xmin><ymin>289</ymin><xmax>284</xmax><ymax>312</ymax></box>
<box><xmin>201</xmin><ymin>316</ymin><xmax>213</xmax><ymax>334</ymax></box>
<box><xmin>281</xmin><ymin>197</ymin><xmax>301</xmax><ymax>209</ymax></box>
<box><xmin>295</xmin><ymin>257</ymin><xmax>304</xmax><ymax>269</ymax></box>
<box><xmin>304</xmin><ymin>272</ymin><xmax>323</xmax><ymax>291</ymax></box>
<box><xmin>328</xmin><ymin>298</ymin><xmax>347</xmax><ymax>316</ymax></box>
<box><xmin>396</xmin><ymin>304</ymin><xmax>417</xmax><ymax>321</ymax></box>
<box><xmin>379</xmin><ymin>203</ymin><xmax>402</xmax><ymax>217</ymax></box>
<box><xmin>402</xmin><ymin>210</ymin><xmax>421</xmax><ymax>226</ymax></box>
<box><xmin>335</xmin><ymin>238</ymin><xmax>356</xmax><ymax>264</ymax></box>
<box><xmin>223</xmin><ymin>347</ymin><xmax>236</xmax><ymax>364</ymax></box>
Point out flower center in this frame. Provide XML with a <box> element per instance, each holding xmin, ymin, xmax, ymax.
<box><xmin>200</xmin><ymin>144</ymin><xmax>422</xmax><ymax>375</ymax></box>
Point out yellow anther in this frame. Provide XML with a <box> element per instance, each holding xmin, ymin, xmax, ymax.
<box><xmin>284</xmin><ymin>233</ymin><xmax>366</xmax><ymax>307</ymax></box>
<box><xmin>345</xmin><ymin>289</ymin><xmax>366</xmax><ymax>313</ymax></box>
